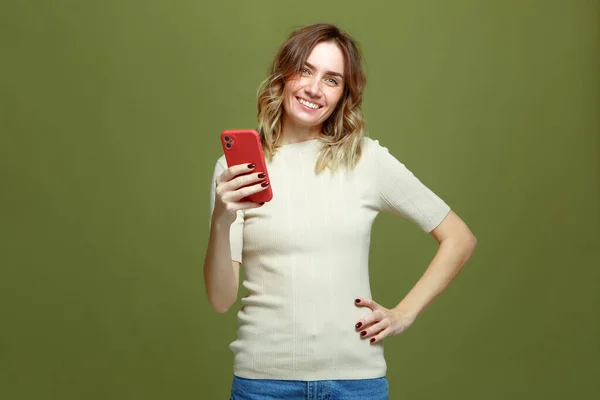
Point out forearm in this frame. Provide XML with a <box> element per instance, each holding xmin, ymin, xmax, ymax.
<box><xmin>203</xmin><ymin>216</ymin><xmax>239</xmax><ymax>313</ymax></box>
<box><xmin>394</xmin><ymin>236</ymin><xmax>477</xmax><ymax>320</ymax></box>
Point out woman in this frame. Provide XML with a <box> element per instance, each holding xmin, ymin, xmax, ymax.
<box><xmin>204</xmin><ymin>23</ymin><xmax>477</xmax><ymax>400</ymax></box>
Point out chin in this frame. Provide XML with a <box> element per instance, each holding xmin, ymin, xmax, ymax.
<box><xmin>292</xmin><ymin>115</ymin><xmax>324</xmax><ymax>129</ymax></box>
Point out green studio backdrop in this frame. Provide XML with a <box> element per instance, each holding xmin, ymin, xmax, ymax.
<box><xmin>1</xmin><ymin>1</ymin><xmax>598</xmax><ymax>399</ymax></box>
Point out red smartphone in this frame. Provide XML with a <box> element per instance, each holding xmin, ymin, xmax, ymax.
<box><xmin>220</xmin><ymin>129</ymin><xmax>273</xmax><ymax>203</ymax></box>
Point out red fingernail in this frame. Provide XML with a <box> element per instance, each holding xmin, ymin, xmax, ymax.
<box><xmin>355</xmin><ymin>299</ymin><xmax>360</xmax><ymax>304</ymax></box>
<box><xmin>355</xmin><ymin>322</ymin><xmax>362</xmax><ymax>329</ymax></box>
<box><xmin>370</xmin><ymin>338</ymin><xmax>375</xmax><ymax>343</ymax></box>
<box><xmin>261</xmin><ymin>182</ymin><xmax>269</xmax><ymax>187</ymax></box>
<box><xmin>248</xmin><ymin>164</ymin><xmax>255</xmax><ymax>169</ymax></box>
<box><xmin>259</xmin><ymin>202</ymin><xmax>265</xmax><ymax>205</ymax></box>
<box><xmin>360</xmin><ymin>331</ymin><xmax>367</xmax><ymax>337</ymax></box>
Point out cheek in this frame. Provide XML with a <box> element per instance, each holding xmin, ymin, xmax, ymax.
<box><xmin>282</xmin><ymin>85</ymin><xmax>295</xmax><ymax>112</ymax></box>
<box><xmin>284</xmin><ymin>80</ymin><xmax>301</xmax><ymax>96</ymax></box>
<box><xmin>284</xmin><ymin>85</ymin><xmax>299</xmax><ymax>108</ymax></box>
<box><xmin>326</xmin><ymin>89</ymin><xmax>344</xmax><ymax>111</ymax></box>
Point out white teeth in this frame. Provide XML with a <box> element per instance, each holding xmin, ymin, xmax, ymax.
<box><xmin>298</xmin><ymin>98</ymin><xmax>320</xmax><ymax>110</ymax></box>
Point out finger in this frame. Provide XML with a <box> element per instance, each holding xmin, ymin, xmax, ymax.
<box><xmin>220</xmin><ymin>199</ymin><xmax>265</xmax><ymax>215</ymax></box>
<box><xmin>234</xmin><ymin>201</ymin><xmax>266</xmax><ymax>210</ymax></box>
<box><xmin>354</xmin><ymin>297</ymin><xmax>380</xmax><ymax>311</ymax></box>
<box><xmin>217</xmin><ymin>172</ymin><xmax>266</xmax><ymax>202</ymax></box>
<box><xmin>229</xmin><ymin>180</ymin><xmax>270</xmax><ymax>202</ymax></box>
<box><xmin>369</xmin><ymin>328</ymin><xmax>391</xmax><ymax>344</ymax></box>
<box><xmin>355</xmin><ymin>310</ymin><xmax>383</xmax><ymax>331</ymax></box>
<box><xmin>227</xmin><ymin>171</ymin><xmax>267</xmax><ymax>192</ymax></box>
<box><xmin>359</xmin><ymin>319</ymin><xmax>389</xmax><ymax>339</ymax></box>
<box><xmin>217</xmin><ymin>163</ymin><xmax>256</xmax><ymax>185</ymax></box>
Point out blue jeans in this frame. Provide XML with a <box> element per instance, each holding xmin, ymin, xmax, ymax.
<box><xmin>230</xmin><ymin>375</ymin><xmax>390</xmax><ymax>400</ymax></box>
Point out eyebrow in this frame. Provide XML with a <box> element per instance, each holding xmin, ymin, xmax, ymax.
<box><xmin>305</xmin><ymin>62</ymin><xmax>344</xmax><ymax>80</ymax></box>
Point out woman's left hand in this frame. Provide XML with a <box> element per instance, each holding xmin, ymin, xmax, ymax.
<box><xmin>354</xmin><ymin>298</ymin><xmax>416</xmax><ymax>344</ymax></box>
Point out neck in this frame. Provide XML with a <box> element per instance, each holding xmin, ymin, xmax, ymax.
<box><xmin>279</xmin><ymin>114</ymin><xmax>322</xmax><ymax>145</ymax></box>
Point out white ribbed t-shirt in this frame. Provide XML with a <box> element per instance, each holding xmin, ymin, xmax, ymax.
<box><xmin>209</xmin><ymin>136</ymin><xmax>451</xmax><ymax>381</ymax></box>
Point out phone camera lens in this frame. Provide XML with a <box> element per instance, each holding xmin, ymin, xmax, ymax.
<box><xmin>226</xmin><ymin>143</ymin><xmax>232</xmax><ymax>149</ymax></box>
<box><xmin>224</xmin><ymin>136</ymin><xmax>230</xmax><ymax>142</ymax></box>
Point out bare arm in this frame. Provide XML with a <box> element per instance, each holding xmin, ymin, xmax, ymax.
<box><xmin>393</xmin><ymin>210</ymin><xmax>477</xmax><ymax>320</ymax></box>
<box><xmin>203</xmin><ymin>162</ymin><xmax>269</xmax><ymax>313</ymax></box>
<box><xmin>353</xmin><ymin>210</ymin><xmax>477</xmax><ymax>343</ymax></box>
<box><xmin>203</xmin><ymin>215</ymin><xmax>242</xmax><ymax>313</ymax></box>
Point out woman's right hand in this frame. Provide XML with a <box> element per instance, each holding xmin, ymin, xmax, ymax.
<box><xmin>212</xmin><ymin>163</ymin><xmax>269</xmax><ymax>225</ymax></box>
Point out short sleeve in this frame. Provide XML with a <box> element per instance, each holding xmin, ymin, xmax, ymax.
<box><xmin>209</xmin><ymin>156</ymin><xmax>244</xmax><ymax>263</ymax></box>
<box><xmin>368</xmin><ymin>139</ymin><xmax>451</xmax><ymax>232</ymax></box>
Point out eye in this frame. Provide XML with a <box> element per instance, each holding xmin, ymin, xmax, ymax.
<box><xmin>326</xmin><ymin>77</ymin><xmax>339</xmax><ymax>85</ymax></box>
<box><xmin>301</xmin><ymin>67</ymin><xmax>310</xmax><ymax>75</ymax></box>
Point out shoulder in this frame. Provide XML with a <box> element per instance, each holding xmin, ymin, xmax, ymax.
<box><xmin>359</xmin><ymin>136</ymin><xmax>393</xmax><ymax>160</ymax></box>
<box><xmin>360</xmin><ymin>136</ymin><xmax>387</xmax><ymax>151</ymax></box>
<box><xmin>357</xmin><ymin>136</ymin><xmax>412</xmax><ymax>174</ymax></box>
<box><xmin>216</xmin><ymin>154</ymin><xmax>227</xmax><ymax>165</ymax></box>
<box><xmin>214</xmin><ymin>154</ymin><xmax>227</xmax><ymax>168</ymax></box>
<box><xmin>211</xmin><ymin>154</ymin><xmax>228</xmax><ymax>175</ymax></box>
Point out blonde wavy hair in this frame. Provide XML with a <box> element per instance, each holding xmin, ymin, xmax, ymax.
<box><xmin>256</xmin><ymin>23</ymin><xmax>367</xmax><ymax>173</ymax></box>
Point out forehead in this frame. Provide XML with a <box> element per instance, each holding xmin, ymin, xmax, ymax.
<box><xmin>306</xmin><ymin>41</ymin><xmax>345</xmax><ymax>74</ymax></box>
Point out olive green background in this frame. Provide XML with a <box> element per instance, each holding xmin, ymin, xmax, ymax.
<box><xmin>1</xmin><ymin>0</ymin><xmax>598</xmax><ymax>399</ymax></box>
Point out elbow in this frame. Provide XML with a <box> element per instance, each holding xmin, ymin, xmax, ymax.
<box><xmin>470</xmin><ymin>234</ymin><xmax>478</xmax><ymax>249</ymax></box>
<box><xmin>464</xmin><ymin>234</ymin><xmax>478</xmax><ymax>261</ymax></box>
<box><xmin>442</xmin><ymin>232</ymin><xmax>477</xmax><ymax>256</ymax></box>
<box><xmin>463</xmin><ymin>233</ymin><xmax>478</xmax><ymax>254</ymax></box>
<box><xmin>459</xmin><ymin>223</ymin><xmax>477</xmax><ymax>251</ymax></box>
<box><xmin>442</xmin><ymin>231</ymin><xmax>477</xmax><ymax>249</ymax></box>
<box><xmin>209</xmin><ymin>300</ymin><xmax>230</xmax><ymax>314</ymax></box>
<box><xmin>212</xmin><ymin>304</ymin><xmax>230</xmax><ymax>314</ymax></box>
<box><xmin>207</xmin><ymin>295</ymin><xmax>235</xmax><ymax>314</ymax></box>
<box><xmin>203</xmin><ymin>270</ymin><xmax>238</xmax><ymax>314</ymax></box>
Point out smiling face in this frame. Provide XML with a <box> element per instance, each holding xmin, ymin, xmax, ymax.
<box><xmin>281</xmin><ymin>41</ymin><xmax>346</xmax><ymax>134</ymax></box>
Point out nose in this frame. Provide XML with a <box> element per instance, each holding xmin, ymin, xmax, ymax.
<box><xmin>305</xmin><ymin>76</ymin><xmax>322</xmax><ymax>97</ymax></box>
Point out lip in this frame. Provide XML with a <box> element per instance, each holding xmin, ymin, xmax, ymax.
<box><xmin>295</xmin><ymin>96</ymin><xmax>323</xmax><ymax>111</ymax></box>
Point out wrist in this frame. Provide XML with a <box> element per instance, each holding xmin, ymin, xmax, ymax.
<box><xmin>211</xmin><ymin>211</ymin><xmax>236</xmax><ymax>228</ymax></box>
<box><xmin>393</xmin><ymin>305</ymin><xmax>418</xmax><ymax>323</ymax></box>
